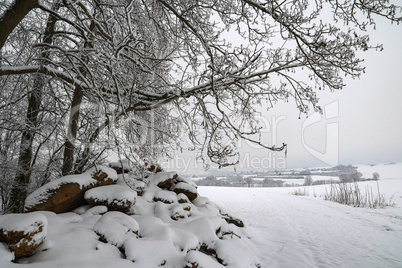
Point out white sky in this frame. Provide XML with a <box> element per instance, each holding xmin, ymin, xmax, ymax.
<box><xmin>163</xmin><ymin>15</ymin><xmax>402</xmax><ymax>173</ymax></box>
<box><xmin>274</xmin><ymin>18</ymin><xmax>402</xmax><ymax>169</ymax></box>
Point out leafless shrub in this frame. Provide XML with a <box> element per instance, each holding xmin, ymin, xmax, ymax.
<box><xmin>290</xmin><ymin>187</ymin><xmax>309</xmax><ymax>196</ymax></box>
<box><xmin>324</xmin><ymin>182</ymin><xmax>394</xmax><ymax>209</ymax></box>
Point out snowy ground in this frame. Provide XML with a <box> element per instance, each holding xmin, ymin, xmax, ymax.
<box><xmin>356</xmin><ymin>162</ymin><xmax>402</xmax><ymax>180</ymax></box>
<box><xmin>199</xmin><ymin>178</ymin><xmax>402</xmax><ymax>268</ymax></box>
<box><xmin>1</xmin><ymin>165</ymin><xmax>401</xmax><ymax>267</ymax></box>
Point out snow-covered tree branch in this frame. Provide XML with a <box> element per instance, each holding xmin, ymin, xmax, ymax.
<box><xmin>0</xmin><ymin>0</ymin><xmax>401</xmax><ymax>212</ymax></box>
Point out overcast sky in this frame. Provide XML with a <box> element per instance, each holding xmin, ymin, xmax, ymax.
<box><xmin>162</xmin><ymin>16</ymin><xmax>402</xmax><ymax>173</ymax></box>
<box><xmin>275</xmin><ymin>18</ymin><xmax>402</xmax><ymax>169</ymax></box>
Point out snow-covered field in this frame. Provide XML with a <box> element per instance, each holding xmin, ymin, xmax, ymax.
<box><xmin>1</xmin><ymin>164</ymin><xmax>401</xmax><ymax>267</ymax></box>
<box><xmin>199</xmin><ymin>178</ymin><xmax>402</xmax><ymax>268</ymax></box>
<box><xmin>356</xmin><ymin>163</ymin><xmax>402</xmax><ymax>180</ymax></box>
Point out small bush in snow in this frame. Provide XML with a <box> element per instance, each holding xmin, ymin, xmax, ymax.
<box><xmin>290</xmin><ymin>187</ymin><xmax>309</xmax><ymax>196</ymax></box>
<box><xmin>324</xmin><ymin>182</ymin><xmax>394</xmax><ymax>209</ymax></box>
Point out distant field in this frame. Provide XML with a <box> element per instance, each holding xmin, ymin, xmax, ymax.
<box><xmin>199</xmin><ymin>175</ymin><xmax>402</xmax><ymax>267</ymax></box>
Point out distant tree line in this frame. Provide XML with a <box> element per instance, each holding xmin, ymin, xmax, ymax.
<box><xmin>195</xmin><ymin>164</ymin><xmax>380</xmax><ymax>187</ymax></box>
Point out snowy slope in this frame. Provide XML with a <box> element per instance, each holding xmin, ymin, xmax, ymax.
<box><xmin>356</xmin><ymin>162</ymin><xmax>402</xmax><ymax>180</ymax></box>
<box><xmin>1</xmin><ymin>173</ymin><xmax>401</xmax><ymax>267</ymax></box>
<box><xmin>199</xmin><ymin>179</ymin><xmax>402</xmax><ymax>268</ymax></box>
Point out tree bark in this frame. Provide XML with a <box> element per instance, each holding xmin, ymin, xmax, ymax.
<box><xmin>10</xmin><ymin>80</ymin><xmax>44</xmax><ymax>213</ymax></box>
<box><xmin>8</xmin><ymin>8</ymin><xmax>58</xmax><ymax>213</ymax></box>
<box><xmin>62</xmin><ymin>18</ymin><xmax>95</xmax><ymax>175</ymax></box>
<box><xmin>0</xmin><ymin>0</ymin><xmax>39</xmax><ymax>50</ymax></box>
<box><xmin>62</xmin><ymin>85</ymin><xmax>83</xmax><ymax>175</ymax></box>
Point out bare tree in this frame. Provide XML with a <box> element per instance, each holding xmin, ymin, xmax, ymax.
<box><xmin>304</xmin><ymin>175</ymin><xmax>313</xmax><ymax>186</ymax></box>
<box><xmin>0</xmin><ymin>0</ymin><xmax>39</xmax><ymax>49</ymax></box>
<box><xmin>245</xmin><ymin>176</ymin><xmax>254</xmax><ymax>188</ymax></box>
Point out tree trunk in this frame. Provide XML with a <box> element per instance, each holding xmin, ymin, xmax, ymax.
<box><xmin>10</xmin><ymin>79</ymin><xmax>44</xmax><ymax>213</ymax></box>
<box><xmin>62</xmin><ymin>19</ymin><xmax>95</xmax><ymax>175</ymax></box>
<box><xmin>0</xmin><ymin>0</ymin><xmax>39</xmax><ymax>50</ymax></box>
<box><xmin>8</xmin><ymin>8</ymin><xmax>58</xmax><ymax>213</ymax></box>
<box><xmin>62</xmin><ymin>86</ymin><xmax>83</xmax><ymax>175</ymax></box>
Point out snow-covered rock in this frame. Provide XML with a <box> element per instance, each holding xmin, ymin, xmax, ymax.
<box><xmin>109</xmin><ymin>159</ymin><xmax>131</xmax><ymax>174</ymax></box>
<box><xmin>184</xmin><ymin>250</ymin><xmax>225</xmax><ymax>268</ymax></box>
<box><xmin>172</xmin><ymin>182</ymin><xmax>198</xmax><ymax>201</ymax></box>
<box><xmin>131</xmin><ymin>180</ymin><xmax>146</xmax><ymax>196</ymax></box>
<box><xmin>214</xmin><ymin>238</ymin><xmax>261</xmax><ymax>267</ymax></box>
<box><xmin>171</xmin><ymin>203</ymin><xmax>192</xmax><ymax>221</ymax></box>
<box><xmin>144</xmin><ymin>160</ymin><xmax>163</xmax><ymax>175</ymax></box>
<box><xmin>0</xmin><ymin>168</ymin><xmax>263</xmax><ymax>267</ymax></box>
<box><xmin>124</xmin><ymin>237</ymin><xmax>181</xmax><ymax>266</ymax></box>
<box><xmin>85</xmin><ymin>185</ymin><xmax>137</xmax><ymax>213</ymax></box>
<box><xmin>178</xmin><ymin>193</ymin><xmax>190</xmax><ymax>203</ymax></box>
<box><xmin>25</xmin><ymin>166</ymin><xmax>117</xmax><ymax>213</ymax></box>
<box><xmin>153</xmin><ymin>190</ymin><xmax>178</xmax><ymax>204</ymax></box>
<box><xmin>219</xmin><ymin>210</ymin><xmax>245</xmax><ymax>228</ymax></box>
<box><xmin>175</xmin><ymin>175</ymin><xmax>198</xmax><ymax>189</ymax></box>
<box><xmin>78</xmin><ymin>205</ymin><xmax>108</xmax><ymax>218</ymax></box>
<box><xmin>0</xmin><ymin>212</ymin><xmax>47</xmax><ymax>258</ymax></box>
<box><xmin>149</xmin><ymin>171</ymin><xmax>178</xmax><ymax>189</ymax></box>
<box><xmin>93</xmin><ymin>211</ymin><xmax>139</xmax><ymax>248</ymax></box>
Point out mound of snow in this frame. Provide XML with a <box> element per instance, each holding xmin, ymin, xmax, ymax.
<box><xmin>109</xmin><ymin>159</ymin><xmax>130</xmax><ymax>170</ymax></box>
<box><xmin>1</xmin><ymin>169</ymin><xmax>262</xmax><ymax>267</ymax></box>
<box><xmin>184</xmin><ymin>250</ymin><xmax>225</xmax><ymax>268</ymax></box>
<box><xmin>93</xmin><ymin>211</ymin><xmax>139</xmax><ymax>248</ymax></box>
<box><xmin>124</xmin><ymin>238</ymin><xmax>182</xmax><ymax>266</ymax></box>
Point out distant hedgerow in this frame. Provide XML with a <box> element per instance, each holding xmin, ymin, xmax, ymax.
<box><xmin>324</xmin><ymin>182</ymin><xmax>394</xmax><ymax>209</ymax></box>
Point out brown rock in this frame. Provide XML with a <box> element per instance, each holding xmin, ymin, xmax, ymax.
<box><xmin>8</xmin><ymin>233</ymin><xmax>42</xmax><ymax>259</ymax></box>
<box><xmin>172</xmin><ymin>183</ymin><xmax>198</xmax><ymax>202</ymax></box>
<box><xmin>85</xmin><ymin>185</ymin><xmax>137</xmax><ymax>213</ymax></box>
<box><xmin>86</xmin><ymin>199</ymin><xmax>134</xmax><ymax>213</ymax></box>
<box><xmin>0</xmin><ymin>213</ymin><xmax>47</xmax><ymax>258</ymax></box>
<box><xmin>146</xmin><ymin>163</ymin><xmax>163</xmax><ymax>174</ymax></box>
<box><xmin>91</xmin><ymin>169</ymin><xmax>118</xmax><ymax>187</ymax></box>
<box><xmin>171</xmin><ymin>204</ymin><xmax>191</xmax><ymax>221</ymax></box>
<box><xmin>108</xmin><ymin>160</ymin><xmax>131</xmax><ymax>174</ymax></box>
<box><xmin>26</xmin><ymin>183</ymin><xmax>86</xmax><ymax>214</ymax></box>
<box><xmin>128</xmin><ymin>180</ymin><xmax>146</xmax><ymax>196</ymax></box>
<box><xmin>177</xmin><ymin>193</ymin><xmax>190</xmax><ymax>203</ymax></box>
<box><xmin>153</xmin><ymin>190</ymin><xmax>178</xmax><ymax>204</ymax></box>
<box><xmin>148</xmin><ymin>171</ymin><xmax>178</xmax><ymax>190</ymax></box>
<box><xmin>157</xmin><ymin>174</ymin><xmax>178</xmax><ymax>190</ymax></box>
<box><xmin>220</xmin><ymin>211</ymin><xmax>244</xmax><ymax>228</ymax></box>
<box><xmin>25</xmin><ymin>167</ymin><xmax>117</xmax><ymax>213</ymax></box>
<box><xmin>183</xmin><ymin>204</ymin><xmax>191</xmax><ymax>211</ymax></box>
<box><xmin>153</xmin><ymin>197</ymin><xmax>174</xmax><ymax>204</ymax></box>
